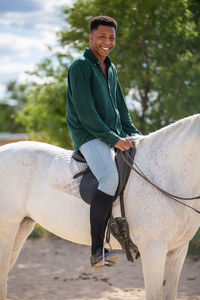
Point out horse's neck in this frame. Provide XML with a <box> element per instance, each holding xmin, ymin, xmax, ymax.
<box><xmin>134</xmin><ymin>119</ymin><xmax>200</xmax><ymax>211</ymax></box>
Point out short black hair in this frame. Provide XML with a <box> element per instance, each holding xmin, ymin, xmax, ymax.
<box><xmin>89</xmin><ymin>16</ymin><xmax>117</xmax><ymax>32</ymax></box>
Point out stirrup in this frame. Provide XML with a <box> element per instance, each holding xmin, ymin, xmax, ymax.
<box><xmin>102</xmin><ymin>241</ymin><xmax>112</xmax><ymax>264</ymax></box>
<box><xmin>90</xmin><ymin>246</ymin><xmax>118</xmax><ymax>271</ymax></box>
<box><xmin>102</xmin><ymin>242</ymin><xmax>119</xmax><ymax>266</ymax></box>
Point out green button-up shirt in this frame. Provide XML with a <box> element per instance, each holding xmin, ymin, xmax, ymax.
<box><xmin>67</xmin><ymin>48</ymin><xmax>140</xmax><ymax>151</ymax></box>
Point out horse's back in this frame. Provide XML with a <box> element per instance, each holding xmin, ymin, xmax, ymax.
<box><xmin>0</xmin><ymin>140</ymin><xmax>65</xmax><ymax>156</ymax></box>
<box><xmin>0</xmin><ymin>141</ymin><xmax>71</xmax><ymax>169</ymax></box>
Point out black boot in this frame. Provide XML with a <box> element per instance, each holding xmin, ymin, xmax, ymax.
<box><xmin>90</xmin><ymin>189</ymin><xmax>119</xmax><ymax>270</ymax></box>
<box><xmin>90</xmin><ymin>247</ymin><xmax>119</xmax><ymax>271</ymax></box>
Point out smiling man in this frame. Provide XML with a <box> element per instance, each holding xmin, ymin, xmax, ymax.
<box><xmin>67</xmin><ymin>16</ymin><xmax>140</xmax><ymax>271</ymax></box>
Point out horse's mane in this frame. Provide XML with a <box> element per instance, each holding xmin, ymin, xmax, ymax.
<box><xmin>135</xmin><ymin>114</ymin><xmax>200</xmax><ymax>146</ymax></box>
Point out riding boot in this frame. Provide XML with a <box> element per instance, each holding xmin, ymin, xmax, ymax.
<box><xmin>90</xmin><ymin>189</ymin><xmax>119</xmax><ymax>270</ymax></box>
<box><xmin>90</xmin><ymin>189</ymin><xmax>113</xmax><ymax>255</ymax></box>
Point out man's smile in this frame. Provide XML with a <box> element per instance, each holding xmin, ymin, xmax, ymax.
<box><xmin>101</xmin><ymin>47</ymin><xmax>110</xmax><ymax>50</ymax></box>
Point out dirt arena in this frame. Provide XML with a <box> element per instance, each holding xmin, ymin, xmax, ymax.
<box><xmin>7</xmin><ymin>237</ymin><xmax>200</xmax><ymax>300</ymax></box>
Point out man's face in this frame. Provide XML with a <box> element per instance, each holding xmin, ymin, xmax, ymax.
<box><xmin>89</xmin><ymin>25</ymin><xmax>116</xmax><ymax>61</ymax></box>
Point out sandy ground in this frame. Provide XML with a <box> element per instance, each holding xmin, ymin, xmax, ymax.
<box><xmin>7</xmin><ymin>237</ymin><xmax>200</xmax><ymax>300</ymax></box>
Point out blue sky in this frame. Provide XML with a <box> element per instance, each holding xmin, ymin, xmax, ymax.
<box><xmin>0</xmin><ymin>0</ymin><xmax>74</xmax><ymax>101</ymax></box>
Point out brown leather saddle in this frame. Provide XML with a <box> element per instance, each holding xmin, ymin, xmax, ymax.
<box><xmin>72</xmin><ymin>147</ymin><xmax>134</xmax><ymax>204</ymax></box>
<box><xmin>72</xmin><ymin>143</ymin><xmax>140</xmax><ymax>262</ymax></box>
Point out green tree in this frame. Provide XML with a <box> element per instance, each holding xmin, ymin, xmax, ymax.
<box><xmin>14</xmin><ymin>53</ymin><xmax>72</xmax><ymax>148</ymax></box>
<box><xmin>0</xmin><ymin>81</ymin><xmax>28</xmax><ymax>133</ymax></box>
<box><xmin>0</xmin><ymin>103</ymin><xmax>21</xmax><ymax>132</ymax></box>
<box><xmin>60</xmin><ymin>0</ymin><xmax>200</xmax><ymax>133</ymax></box>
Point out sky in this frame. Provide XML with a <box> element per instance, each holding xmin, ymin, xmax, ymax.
<box><xmin>0</xmin><ymin>0</ymin><xmax>74</xmax><ymax>102</ymax></box>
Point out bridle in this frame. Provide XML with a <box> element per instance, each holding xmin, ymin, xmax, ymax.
<box><xmin>120</xmin><ymin>151</ymin><xmax>200</xmax><ymax>215</ymax></box>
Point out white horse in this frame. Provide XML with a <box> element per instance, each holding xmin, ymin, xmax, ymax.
<box><xmin>0</xmin><ymin>114</ymin><xmax>200</xmax><ymax>300</ymax></box>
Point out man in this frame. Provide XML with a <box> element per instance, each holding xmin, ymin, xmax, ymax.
<box><xmin>67</xmin><ymin>16</ymin><xmax>140</xmax><ymax>270</ymax></box>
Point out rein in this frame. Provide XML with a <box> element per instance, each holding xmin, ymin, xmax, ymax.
<box><xmin>120</xmin><ymin>151</ymin><xmax>200</xmax><ymax>215</ymax></box>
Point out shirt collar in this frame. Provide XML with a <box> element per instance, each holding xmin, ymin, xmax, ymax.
<box><xmin>84</xmin><ymin>48</ymin><xmax>111</xmax><ymax>67</ymax></box>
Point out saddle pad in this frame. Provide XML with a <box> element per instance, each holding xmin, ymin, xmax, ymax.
<box><xmin>48</xmin><ymin>150</ymin><xmax>87</xmax><ymax>198</ymax></box>
<box><xmin>48</xmin><ymin>142</ymin><xmax>136</xmax><ymax>204</ymax></box>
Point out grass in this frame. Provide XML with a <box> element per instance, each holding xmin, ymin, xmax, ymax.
<box><xmin>28</xmin><ymin>224</ymin><xmax>53</xmax><ymax>239</ymax></box>
<box><xmin>188</xmin><ymin>228</ymin><xmax>200</xmax><ymax>256</ymax></box>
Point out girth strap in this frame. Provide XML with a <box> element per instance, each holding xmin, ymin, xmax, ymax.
<box><xmin>120</xmin><ymin>191</ymin><xmax>126</xmax><ymax>218</ymax></box>
<box><xmin>119</xmin><ymin>191</ymin><xmax>134</xmax><ymax>262</ymax></box>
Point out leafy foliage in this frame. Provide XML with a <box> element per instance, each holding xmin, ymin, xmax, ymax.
<box><xmin>0</xmin><ymin>103</ymin><xmax>22</xmax><ymax>133</ymax></box>
<box><xmin>0</xmin><ymin>81</ymin><xmax>29</xmax><ymax>133</ymax></box>
<box><xmin>13</xmin><ymin>54</ymin><xmax>72</xmax><ymax>148</ymax></box>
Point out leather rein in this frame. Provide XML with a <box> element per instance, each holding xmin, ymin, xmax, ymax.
<box><xmin>120</xmin><ymin>151</ymin><xmax>200</xmax><ymax>215</ymax></box>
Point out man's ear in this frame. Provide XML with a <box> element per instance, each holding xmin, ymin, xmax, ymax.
<box><xmin>89</xmin><ymin>33</ymin><xmax>93</xmax><ymax>43</ymax></box>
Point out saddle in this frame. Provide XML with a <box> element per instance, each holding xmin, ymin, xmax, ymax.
<box><xmin>72</xmin><ymin>143</ymin><xmax>140</xmax><ymax>262</ymax></box>
<box><xmin>72</xmin><ymin>147</ymin><xmax>134</xmax><ymax>204</ymax></box>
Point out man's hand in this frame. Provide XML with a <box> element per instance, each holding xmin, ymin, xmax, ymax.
<box><xmin>114</xmin><ymin>138</ymin><xmax>134</xmax><ymax>151</ymax></box>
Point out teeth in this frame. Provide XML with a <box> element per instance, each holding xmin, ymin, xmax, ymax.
<box><xmin>102</xmin><ymin>47</ymin><xmax>109</xmax><ymax>50</ymax></box>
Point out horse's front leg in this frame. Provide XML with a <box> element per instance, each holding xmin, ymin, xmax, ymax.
<box><xmin>139</xmin><ymin>241</ymin><xmax>167</xmax><ymax>300</ymax></box>
<box><xmin>163</xmin><ymin>244</ymin><xmax>188</xmax><ymax>300</ymax></box>
<box><xmin>0</xmin><ymin>221</ymin><xmax>19</xmax><ymax>300</ymax></box>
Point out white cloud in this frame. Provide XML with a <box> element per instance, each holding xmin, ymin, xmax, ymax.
<box><xmin>0</xmin><ymin>11</ymin><xmax>46</xmax><ymax>28</ymax></box>
<box><xmin>37</xmin><ymin>0</ymin><xmax>74</xmax><ymax>12</ymax></box>
<box><xmin>0</xmin><ymin>0</ymin><xmax>75</xmax><ymax>101</ymax></box>
<box><xmin>0</xmin><ymin>32</ymin><xmax>46</xmax><ymax>55</ymax></box>
<box><xmin>0</xmin><ymin>62</ymin><xmax>35</xmax><ymax>76</ymax></box>
<box><xmin>0</xmin><ymin>0</ymin><xmax>74</xmax><ymax>31</ymax></box>
<box><xmin>0</xmin><ymin>84</ymin><xmax>6</xmax><ymax>97</ymax></box>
